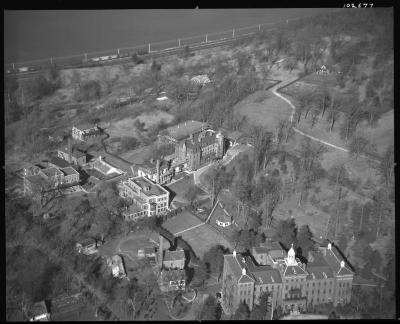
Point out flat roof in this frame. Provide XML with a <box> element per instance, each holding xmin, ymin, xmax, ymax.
<box><xmin>160</xmin><ymin>120</ymin><xmax>209</xmax><ymax>141</ymax></box>
<box><xmin>131</xmin><ymin>176</ymin><xmax>168</xmax><ymax>196</ymax></box>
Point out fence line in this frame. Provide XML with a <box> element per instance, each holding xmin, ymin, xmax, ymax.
<box><xmin>4</xmin><ymin>12</ymin><xmax>328</xmax><ymax>70</ymax></box>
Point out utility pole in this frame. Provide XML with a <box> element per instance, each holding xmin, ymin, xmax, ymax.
<box><xmin>84</xmin><ymin>53</ymin><xmax>87</xmax><ymax>61</ymax></box>
<box><xmin>178</xmin><ymin>39</ymin><xmax>181</xmax><ymax>47</ymax></box>
<box><xmin>50</xmin><ymin>57</ymin><xmax>53</xmax><ymax>65</ymax></box>
<box><xmin>259</xmin><ymin>24</ymin><xmax>261</xmax><ymax>32</ymax></box>
<box><xmin>232</xmin><ymin>29</ymin><xmax>235</xmax><ymax>38</ymax></box>
<box><xmin>205</xmin><ymin>34</ymin><xmax>208</xmax><ymax>43</ymax></box>
<box><xmin>117</xmin><ymin>48</ymin><xmax>120</xmax><ymax>56</ymax></box>
<box><xmin>148</xmin><ymin>43</ymin><xmax>151</xmax><ymax>53</ymax></box>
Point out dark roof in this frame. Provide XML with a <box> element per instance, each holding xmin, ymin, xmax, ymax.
<box><xmin>322</xmin><ymin>247</ymin><xmax>353</xmax><ymax>276</ymax></box>
<box><xmin>41</xmin><ymin>167</ymin><xmax>63</xmax><ymax>178</ymax></box>
<box><xmin>138</xmin><ymin>159</ymin><xmax>171</xmax><ymax>173</ymax></box>
<box><xmin>224</xmin><ymin>253</ymin><xmax>245</xmax><ymax>280</ymax></box>
<box><xmin>185</xmin><ymin>130</ymin><xmax>218</xmax><ymax>151</ymax></box>
<box><xmin>101</xmin><ymin>154</ymin><xmax>131</xmax><ymax>173</ymax></box>
<box><xmin>306</xmin><ymin>265</ymin><xmax>334</xmax><ymax>280</ymax></box>
<box><xmin>61</xmin><ymin>166</ymin><xmax>79</xmax><ymax>176</ymax></box>
<box><xmin>58</xmin><ymin>146</ymin><xmax>86</xmax><ymax>158</ymax></box>
<box><xmin>252</xmin><ymin>268</ymin><xmax>282</xmax><ymax>284</ymax></box>
<box><xmin>239</xmin><ymin>274</ymin><xmax>255</xmax><ymax>283</ymax></box>
<box><xmin>253</xmin><ymin>246</ymin><xmax>269</xmax><ymax>254</ymax></box>
<box><xmin>49</xmin><ymin>156</ymin><xmax>71</xmax><ymax>168</ymax></box>
<box><xmin>283</xmin><ymin>264</ymin><xmax>308</xmax><ymax>277</ymax></box>
<box><xmin>160</xmin><ymin>120</ymin><xmax>209</xmax><ymax>141</ymax></box>
<box><xmin>26</xmin><ymin>174</ymin><xmax>49</xmax><ymax>188</ymax></box>
<box><xmin>164</xmin><ymin>249</ymin><xmax>185</xmax><ymax>262</ymax></box>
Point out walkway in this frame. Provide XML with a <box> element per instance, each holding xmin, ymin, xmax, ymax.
<box><xmin>270</xmin><ymin>80</ymin><xmax>380</xmax><ymax>163</ymax></box>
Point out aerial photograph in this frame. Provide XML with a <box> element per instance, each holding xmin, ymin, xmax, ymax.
<box><xmin>4</xmin><ymin>6</ymin><xmax>395</xmax><ymax>321</ymax></box>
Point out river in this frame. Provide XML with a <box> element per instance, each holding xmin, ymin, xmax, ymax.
<box><xmin>4</xmin><ymin>8</ymin><xmax>335</xmax><ymax>64</ymax></box>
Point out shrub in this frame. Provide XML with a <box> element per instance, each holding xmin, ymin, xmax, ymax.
<box><xmin>77</xmin><ymin>80</ymin><xmax>101</xmax><ymax>101</ymax></box>
<box><xmin>121</xmin><ymin>136</ymin><xmax>140</xmax><ymax>151</ymax></box>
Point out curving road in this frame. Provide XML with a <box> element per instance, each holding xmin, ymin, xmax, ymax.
<box><xmin>271</xmin><ymin>80</ymin><xmax>380</xmax><ymax>163</ymax></box>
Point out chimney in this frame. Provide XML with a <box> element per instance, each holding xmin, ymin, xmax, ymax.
<box><xmin>68</xmin><ymin>137</ymin><xmax>72</xmax><ymax>164</ymax></box>
<box><xmin>156</xmin><ymin>159</ymin><xmax>161</xmax><ymax>184</ymax></box>
<box><xmin>340</xmin><ymin>260</ymin><xmax>345</xmax><ymax>268</ymax></box>
<box><xmin>159</xmin><ymin>235</ymin><xmax>163</xmax><ymax>270</ymax></box>
<box><xmin>328</xmin><ymin>243</ymin><xmax>332</xmax><ymax>250</ymax></box>
<box><xmin>233</xmin><ymin>250</ymin><xmax>236</xmax><ymax>257</ymax></box>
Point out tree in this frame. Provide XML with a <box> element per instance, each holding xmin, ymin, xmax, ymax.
<box><xmin>78</xmin><ymin>80</ymin><xmax>101</xmax><ymax>101</ymax></box>
<box><xmin>194</xmin><ymin>261</ymin><xmax>209</xmax><ymax>288</ymax></box>
<box><xmin>202</xmin><ymin>245</ymin><xmax>227</xmax><ymax>282</ymax></box>
<box><xmin>249</xmin><ymin>125</ymin><xmax>273</xmax><ymax>179</ymax></box>
<box><xmin>251</xmin><ymin>291</ymin><xmax>271</xmax><ymax>319</ymax></box>
<box><xmin>184</xmin><ymin>185</ymin><xmax>199</xmax><ymax>206</ymax></box>
<box><xmin>274</xmin><ymin>218</ymin><xmax>297</xmax><ymax>250</ymax></box>
<box><xmin>233</xmin><ymin>301</ymin><xmax>250</xmax><ymax>320</ymax></box>
<box><xmin>120</xmin><ymin>136</ymin><xmax>140</xmax><ymax>152</ymax></box>
<box><xmin>297</xmin><ymin>225</ymin><xmax>314</xmax><ymax>257</ymax></box>
<box><xmin>182</xmin><ymin>45</ymin><xmax>191</xmax><ymax>59</ymax></box>
<box><xmin>349</xmin><ymin>135</ymin><xmax>374</xmax><ymax>159</ymax></box>
<box><xmin>196</xmin><ymin>295</ymin><xmax>222</xmax><ymax>320</ymax></box>
<box><xmin>378</xmin><ymin>145</ymin><xmax>394</xmax><ymax>189</ymax></box>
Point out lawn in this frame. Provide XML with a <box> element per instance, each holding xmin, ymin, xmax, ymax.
<box><xmin>234</xmin><ymin>89</ymin><xmax>292</xmax><ymax>132</ymax></box>
<box><xmin>136</xmin><ymin>110</ymin><xmax>174</xmax><ymax>129</ymax></box>
<box><xmin>162</xmin><ymin>210</ymin><xmax>232</xmax><ymax>258</ymax></box>
<box><xmin>119</xmin><ymin>144</ymin><xmax>156</xmax><ymax>164</ymax></box>
<box><xmin>179</xmin><ymin>224</ymin><xmax>233</xmax><ymax>258</ymax></box>
<box><xmin>162</xmin><ymin>211</ymin><xmax>203</xmax><ymax>235</ymax></box>
<box><xmin>166</xmin><ymin>173</ymin><xmax>207</xmax><ymax>204</ymax></box>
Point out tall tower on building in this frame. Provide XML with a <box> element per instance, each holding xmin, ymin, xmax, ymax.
<box><xmin>286</xmin><ymin>243</ymin><xmax>297</xmax><ymax>266</ymax></box>
<box><xmin>216</xmin><ymin>131</ymin><xmax>225</xmax><ymax>158</ymax></box>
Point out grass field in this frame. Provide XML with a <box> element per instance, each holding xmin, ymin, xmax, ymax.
<box><xmin>166</xmin><ymin>173</ymin><xmax>207</xmax><ymax>204</ymax></box>
<box><xmin>162</xmin><ymin>211</ymin><xmax>203</xmax><ymax>235</ymax></box>
<box><xmin>119</xmin><ymin>144</ymin><xmax>156</xmax><ymax>164</ymax></box>
<box><xmin>162</xmin><ymin>211</ymin><xmax>232</xmax><ymax>258</ymax></box>
<box><xmin>234</xmin><ymin>89</ymin><xmax>292</xmax><ymax>132</ymax></box>
<box><xmin>136</xmin><ymin>110</ymin><xmax>174</xmax><ymax>129</ymax></box>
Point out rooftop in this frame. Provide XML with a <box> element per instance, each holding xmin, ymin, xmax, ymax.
<box><xmin>252</xmin><ymin>246</ymin><xmax>270</xmax><ymax>254</ymax></box>
<box><xmin>164</xmin><ymin>249</ymin><xmax>185</xmax><ymax>262</ymax></box>
<box><xmin>306</xmin><ymin>264</ymin><xmax>334</xmax><ymax>280</ymax></box>
<box><xmin>49</xmin><ymin>156</ymin><xmax>71</xmax><ymax>169</ymax></box>
<box><xmin>26</xmin><ymin>174</ymin><xmax>50</xmax><ymax>188</ymax></box>
<box><xmin>159</xmin><ymin>120</ymin><xmax>209</xmax><ymax>142</ymax></box>
<box><xmin>73</xmin><ymin>122</ymin><xmax>98</xmax><ymax>130</ymax></box>
<box><xmin>160</xmin><ymin>268</ymin><xmax>186</xmax><ymax>282</ymax></box>
<box><xmin>322</xmin><ymin>247</ymin><xmax>353</xmax><ymax>276</ymax></box>
<box><xmin>41</xmin><ymin>167</ymin><xmax>63</xmax><ymax>178</ymax></box>
<box><xmin>130</xmin><ymin>176</ymin><xmax>168</xmax><ymax>197</ymax></box>
<box><xmin>58</xmin><ymin>146</ymin><xmax>86</xmax><ymax>159</ymax></box>
<box><xmin>60</xmin><ymin>166</ymin><xmax>79</xmax><ymax>176</ymax></box>
<box><xmin>224</xmin><ymin>253</ymin><xmax>245</xmax><ymax>280</ymax></box>
<box><xmin>185</xmin><ymin>130</ymin><xmax>218</xmax><ymax>151</ymax></box>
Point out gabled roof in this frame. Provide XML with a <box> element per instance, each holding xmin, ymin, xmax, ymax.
<box><xmin>306</xmin><ymin>265</ymin><xmax>334</xmax><ymax>280</ymax></box>
<box><xmin>322</xmin><ymin>247</ymin><xmax>353</xmax><ymax>276</ymax></box>
<box><xmin>252</xmin><ymin>246</ymin><xmax>269</xmax><ymax>254</ymax></box>
<box><xmin>49</xmin><ymin>156</ymin><xmax>71</xmax><ymax>168</ymax></box>
<box><xmin>239</xmin><ymin>273</ymin><xmax>255</xmax><ymax>284</ymax></box>
<box><xmin>283</xmin><ymin>264</ymin><xmax>308</xmax><ymax>277</ymax></box>
<box><xmin>252</xmin><ymin>268</ymin><xmax>282</xmax><ymax>284</ymax></box>
<box><xmin>161</xmin><ymin>268</ymin><xmax>186</xmax><ymax>282</ymax></box>
<box><xmin>224</xmin><ymin>253</ymin><xmax>245</xmax><ymax>280</ymax></box>
<box><xmin>61</xmin><ymin>166</ymin><xmax>79</xmax><ymax>176</ymax></box>
<box><xmin>41</xmin><ymin>167</ymin><xmax>63</xmax><ymax>178</ymax></box>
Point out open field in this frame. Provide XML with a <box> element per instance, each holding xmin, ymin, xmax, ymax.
<box><xmin>180</xmin><ymin>224</ymin><xmax>233</xmax><ymax>258</ymax></box>
<box><xmin>162</xmin><ymin>211</ymin><xmax>203</xmax><ymax>235</ymax></box>
<box><xmin>162</xmin><ymin>211</ymin><xmax>232</xmax><ymax>258</ymax></box>
<box><xmin>105</xmin><ymin>117</ymin><xmax>139</xmax><ymax>139</ymax></box>
<box><xmin>166</xmin><ymin>173</ymin><xmax>207</xmax><ymax>204</ymax></box>
<box><xmin>119</xmin><ymin>144</ymin><xmax>155</xmax><ymax>164</ymax></box>
<box><xmin>136</xmin><ymin>110</ymin><xmax>175</xmax><ymax>129</ymax></box>
<box><xmin>234</xmin><ymin>89</ymin><xmax>292</xmax><ymax>132</ymax></box>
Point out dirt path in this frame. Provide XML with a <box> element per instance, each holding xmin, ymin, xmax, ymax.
<box><xmin>271</xmin><ymin>80</ymin><xmax>380</xmax><ymax>163</ymax></box>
